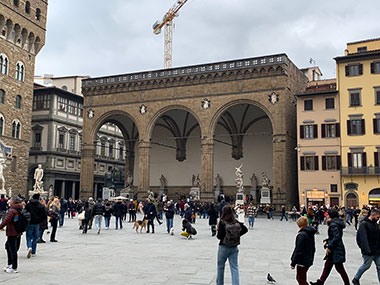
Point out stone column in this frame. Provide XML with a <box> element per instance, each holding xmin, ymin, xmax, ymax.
<box><xmin>137</xmin><ymin>141</ymin><xmax>151</xmax><ymax>198</ymax></box>
<box><xmin>61</xmin><ymin>180</ymin><xmax>65</xmax><ymax>199</ymax></box>
<box><xmin>200</xmin><ymin>138</ymin><xmax>214</xmax><ymax>202</ymax></box>
<box><xmin>79</xmin><ymin>144</ymin><xmax>95</xmax><ymax>199</ymax></box>
<box><xmin>71</xmin><ymin>181</ymin><xmax>76</xmax><ymax>199</ymax></box>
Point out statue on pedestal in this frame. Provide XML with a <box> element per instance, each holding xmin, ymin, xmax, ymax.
<box><xmin>261</xmin><ymin>172</ymin><xmax>270</xmax><ymax>188</ymax></box>
<box><xmin>0</xmin><ymin>157</ymin><xmax>6</xmax><ymax>192</ymax></box>
<box><xmin>215</xmin><ymin>174</ymin><xmax>222</xmax><ymax>190</ymax></box>
<box><xmin>160</xmin><ymin>174</ymin><xmax>166</xmax><ymax>190</ymax></box>
<box><xmin>194</xmin><ymin>174</ymin><xmax>201</xmax><ymax>187</ymax></box>
<box><xmin>235</xmin><ymin>164</ymin><xmax>244</xmax><ymax>193</ymax></box>
<box><xmin>126</xmin><ymin>172</ymin><xmax>133</xmax><ymax>189</ymax></box>
<box><xmin>33</xmin><ymin>164</ymin><xmax>44</xmax><ymax>192</ymax></box>
<box><xmin>250</xmin><ymin>173</ymin><xmax>258</xmax><ymax>190</ymax></box>
<box><xmin>147</xmin><ymin>189</ymin><xmax>154</xmax><ymax>201</ymax></box>
<box><xmin>192</xmin><ymin>174</ymin><xmax>196</xmax><ymax>186</ymax></box>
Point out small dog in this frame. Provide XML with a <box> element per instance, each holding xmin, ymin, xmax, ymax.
<box><xmin>133</xmin><ymin>219</ymin><xmax>148</xmax><ymax>233</ymax></box>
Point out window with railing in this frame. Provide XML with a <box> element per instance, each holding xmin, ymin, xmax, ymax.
<box><xmin>347</xmin><ymin>152</ymin><xmax>367</xmax><ymax>174</ymax></box>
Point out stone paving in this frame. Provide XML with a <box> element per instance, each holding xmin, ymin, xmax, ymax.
<box><xmin>0</xmin><ymin>214</ymin><xmax>377</xmax><ymax>284</ymax></box>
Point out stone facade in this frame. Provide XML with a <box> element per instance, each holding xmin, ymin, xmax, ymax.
<box><xmin>0</xmin><ymin>0</ymin><xmax>47</xmax><ymax>195</ymax></box>
<box><xmin>80</xmin><ymin>54</ymin><xmax>308</xmax><ymax>206</ymax></box>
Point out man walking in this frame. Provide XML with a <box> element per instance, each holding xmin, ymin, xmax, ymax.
<box><xmin>352</xmin><ymin>208</ymin><xmax>380</xmax><ymax>285</ymax></box>
<box><xmin>144</xmin><ymin>199</ymin><xmax>157</xmax><ymax>234</ymax></box>
<box><xmin>163</xmin><ymin>201</ymin><xmax>174</xmax><ymax>234</ymax></box>
<box><xmin>280</xmin><ymin>205</ymin><xmax>288</xmax><ymax>221</ymax></box>
<box><xmin>0</xmin><ymin>197</ymin><xmax>23</xmax><ymax>273</ymax></box>
<box><xmin>25</xmin><ymin>193</ymin><xmax>46</xmax><ymax>258</ymax></box>
<box><xmin>59</xmin><ymin>198</ymin><xmax>67</xmax><ymax>227</ymax></box>
<box><xmin>92</xmin><ymin>198</ymin><xmax>105</xmax><ymax>234</ymax></box>
<box><xmin>113</xmin><ymin>199</ymin><xmax>124</xmax><ymax>230</ymax></box>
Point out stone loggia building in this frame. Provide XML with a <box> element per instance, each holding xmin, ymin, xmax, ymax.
<box><xmin>81</xmin><ymin>54</ymin><xmax>307</xmax><ymax>206</ymax></box>
<box><xmin>0</xmin><ymin>0</ymin><xmax>48</xmax><ymax>195</ymax></box>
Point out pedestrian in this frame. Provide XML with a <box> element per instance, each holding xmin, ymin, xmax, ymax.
<box><xmin>37</xmin><ymin>198</ymin><xmax>48</xmax><ymax>243</ymax></box>
<box><xmin>144</xmin><ymin>198</ymin><xmax>157</xmax><ymax>234</ymax></box>
<box><xmin>310</xmin><ymin>209</ymin><xmax>350</xmax><ymax>285</ymax></box>
<box><xmin>81</xmin><ymin>201</ymin><xmax>93</xmax><ymax>234</ymax></box>
<box><xmin>246</xmin><ymin>203</ymin><xmax>256</xmax><ymax>229</ymax></box>
<box><xmin>234</xmin><ymin>204</ymin><xmax>245</xmax><ymax>224</ymax></box>
<box><xmin>104</xmin><ymin>201</ymin><xmax>113</xmax><ymax>230</ymax></box>
<box><xmin>92</xmin><ymin>198</ymin><xmax>105</xmax><ymax>234</ymax></box>
<box><xmin>290</xmin><ymin>216</ymin><xmax>317</xmax><ymax>285</ymax></box>
<box><xmin>208</xmin><ymin>203</ymin><xmax>218</xmax><ymax>236</ymax></box>
<box><xmin>0</xmin><ymin>196</ymin><xmax>23</xmax><ymax>273</ymax></box>
<box><xmin>216</xmin><ymin>204</ymin><xmax>248</xmax><ymax>285</ymax></box>
<box><xmin>291</xmin><ymin>206</ymin><xmax>298</xmax><ymax>222</ymax></box>
<box><xmin>25</xmin><ymin>193</ymin><xmax>46</xmax><ymax>258</ymax></box>
<box><xmin>87</xmin><ymin>197</ymin><xmax>95</xmax><ymax>229</ymax></box>
<box><xmin>280</xmin><ymin>205</ymin><xmax>288</xmax><ymax>221</ymax></box>
<box><xmin>181</xmin><ymin>218</ymin><xmax>197</xmax><ymax>239</ymax></box>
<box><xmin>48</xmin><ymin>197</ymin><xmax>60</xmax><ymax>242</ymax></box>
<box><xmin>113</xmin><ymin>199</ymin><xmax>125</xmax><ymax>230</ymax></box>
<box><xmin>352</xmin><ymin>208</ymin><xmax>380</xmax><ymax>284</ymax></box>
<box><xmin>163</xmin><ymin>201</ymin><xmax>174</xmax><ymax>234</ymax></box>
<box><xmin>0</xmin><ymin>194</ymin><xmax>8</xmax><ymax>223</ymax></box>
<box><xmin>59</xmin><ymin>198</ymin><xmax>67</xmax><ymax>227</ymax></box>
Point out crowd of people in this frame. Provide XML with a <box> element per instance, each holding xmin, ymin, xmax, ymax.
<box><xmin>0</xmin><ymin>193</ymin><xmax>378</xmax><ymax>285</ymax></box>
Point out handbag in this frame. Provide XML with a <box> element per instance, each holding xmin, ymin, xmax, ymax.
<box><xmin>78</xmin><ymin>211</ymin><xmax>85</xmax><ymax>221</ymax></box>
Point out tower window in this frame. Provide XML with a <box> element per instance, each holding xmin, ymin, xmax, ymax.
<box><xmin>13</xmin><ymin>0</ymin><xmax>19</xmax><ymax>7</ymax></box>
<box><xmin>36</xmin><ymin>8</ymin><xmax>41</xmax><ymax>21</ymax></box>
<box><xmin>15</xmin><ymin>62</ymin><xmax>25</xmax><ymax>81</ymax></box>
<box><xmin>25</xmin><ymin>1</ymin><xmax>31</xmax><ymax>14</ymax></box>
<box><xmin>0</xmin><ymin>54</ymin><xmax>8</xmax><ymax>75</ymax></box>
<box><xmin>12</xmin><ymin>121</ymin><xmax>21</xmax><ymax>139</ymax></box>
<box><xmin>0</xmin><ymin>89</ymin><xmax>4</xmax><ymax>104</ymax></box>
<box><xmin>0</xmin><ymin>115</ymin><xmax>4</xmax><ymax>135</ymax></box>
<box><xmin>15</xmin><ymin>95</ymin><xmax>22</xmax><ymax>109</ymax></box>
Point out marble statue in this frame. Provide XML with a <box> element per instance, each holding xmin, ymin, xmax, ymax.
<box><xmin>160</xmin><ymin>174</ymin><xmax>166</xmax><ymax>189</ymax></box>
<box><xmin>33</xmin><ymin>164</ymin><xmax>44</xmax><ymax>192</ymax></box>
<box><xmin>261</xmin><ymin>172</ymin><xmax>270</xmax><ymax>188</ymax></box>
<box><xmin>126</xmin><ymin>171</ymin><xmax>133</xmax><ymax>188</ymax></box>
<box><xmin>215</xmin><ymin>174</ymin><xmax>222</xmax><ymax>189</ymax></box>
<box><xmin>48</xmin><ymin>185</ymin><xmax>53</xmax><ymax>198</ymax></box>
<box><xmin>250</xmin><ymin>173</ymin><xmax>258</xmax><ymax>190</ymax></box>
<box><xmin>194</xmin><ymin>174</ymin><xmax>201</xmax><ymax>187</ymax></box>
<box><xmin>8</xmin><ymin>187</ymin><xmax>11</xmax><ymax>198</ymax></box>
<box><xmin>147</xmin><ymin>189</ymin><xmax>154</xmax><ymax>201</ymax></box>
<box><xmin>192</xmin><ymin>174</ymin><xmax>196</xmax><ymax>186</ymax></box>
<box><xmin>235</xmin><ymin>164</ymin><xmax>244</xmax><ymax>193</ymax></box>
<box><xmin>0</xmin><ymin>157</ymin><xmax>6</xmax><ymax>191</ymax></box>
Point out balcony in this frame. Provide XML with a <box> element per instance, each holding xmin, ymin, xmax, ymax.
<box><xmin>341</xmin><ymin>166</ymin><xmax>380</xmax><ymax>175</ymax></box>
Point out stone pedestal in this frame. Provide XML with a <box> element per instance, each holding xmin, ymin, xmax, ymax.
<box><xmin>236</xmin><ymin>192</ymin><xmax>245</xmax><ymax>205</ymax></box>
<box><xmin>29</xmin><ymin>190</ymin><xmax>48</xmax><ymax>199</ymax></box>
<box><xmin>190</xmin><ymin>187</ymin><xmax>200</xmax><ymax>200</ymax></box>
<box><xmin>260</xmin><ymin>187</ymin><xmax>271</xmax><ymax>204</ymax></box>
<box><xmin>214</xmin><ymin>188</ymin><xmax>220</xmax><ymax>199</ymax></box>
<box><xmin>159</xmin><ymin>188</ymin><xmax>167</xmax><ymax>197</ymax></box>
<box><xmin>250</xmin><ymin>189</ymin><xmax>257</xmax><ymax>201</ymax></box>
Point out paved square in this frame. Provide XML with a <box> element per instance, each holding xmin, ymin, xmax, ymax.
<box><xmin>0</xmin><ymin>215</ymin><xmax>377</xmax><ymax>284</ymax></box>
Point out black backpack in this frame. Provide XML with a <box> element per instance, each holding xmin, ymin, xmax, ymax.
<box><xmin>223</xmin><ymin>222</ymin><xmax>241</xmax><ymax>247</ymax></box>
<box><xmin>14</xmin><ymin>208</ymin><xmax>31</xmax><ymax>234</ymax></box>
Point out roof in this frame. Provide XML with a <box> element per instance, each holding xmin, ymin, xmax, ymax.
<box><xmin>347</xmin><ymin>37</ymin><xmax>380</xmax><ymax>45</ymax></box>
<box><xmin>335</xmin><ymin>49</ymin><xmax>380</xmax><ymax>62</ymax></box>
<box><xmin>296</xmin><ymin>82</ymin><xmax>337</xmax><ymax>97</ymax></box>
<box><xmin>33</xmin><ymin>85</ymin><xmax>83</xmax><ymax>102</ymax></box>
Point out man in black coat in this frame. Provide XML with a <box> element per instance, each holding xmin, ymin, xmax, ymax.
<box><xmin>92</xmin><ymin>198</ymin><xmax>105</xmax><ymax>234</ymax></box>
<box><xmin>113</xmin><ymin>200</ymin><xmax>125</xmax><ymax>230</ymax></box>
<box><xmin>352</xmin><ymin>208</ymin><xmax>380</xmax><ymax>285</ymax></box>
<box><xmin>290</xmin><ymin>216</ymin><xmax>317</xmax><ymax>285</ymax></box>
<box><xmin>144</xmin><ymin>199</ymin><xmax>156</xmax><ymax>234</ymax></box>
<box><xmin>25</xmin><ymin>194</ymin><xmax>47</xmax><ymax>257</ymax></box>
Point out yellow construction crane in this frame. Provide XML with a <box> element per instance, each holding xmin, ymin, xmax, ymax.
<box><xmin>153</xmin><ymin>0</ymin><xmax>189</xmax><ymax>69</ymax></box>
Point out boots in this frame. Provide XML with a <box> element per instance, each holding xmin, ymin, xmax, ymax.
<box><xmin>310</xmin><ymin>280</ymin><xmax>323</xmax><ymax>285</ymax></box>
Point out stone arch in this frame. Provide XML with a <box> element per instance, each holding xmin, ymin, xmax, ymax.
<box><xmin>345</xmin><ymin>191</ymin><xmax>358</xmax><ymax>207</ymax></box>
<box><xmin>147</xmin><ymin>104</ymin><xmax>204</xmax><ymax>140</ymax></box>
<box><xmin>209</xmin><ymin>99</ymin><xmax>274</xmax><ymax>138</ymax></box>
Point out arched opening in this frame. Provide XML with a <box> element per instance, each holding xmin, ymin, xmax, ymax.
<box><xmin>91</xmin><ymin>113</ymin><xmax>139</xmax><ymax>199</ymax></box>
<box><xmin>369</xmin><ymin>188</ymin><xmax>380</xmax><ymax>207</ymax></box>
<box><xmin>25</xmin><ymin>1</ymin><xmax>31</xmax><ymax>14</ymax></box>
<box><xmin>346</xmin><ymin>192</ymin><xmax>358</xmax><ymax>208</ymax></box>
<box><xmin>35</xmin><ymin>8</ymin><xmax>41</xmax><ymax>21</ymax></box>
<box><xmin>150</xmin><ymin>109</ymin><xmax>201</xmax><ymax>200</ymax></box>
<box><xmin>213</xmin><ymin>103</ymin><xmax>273</xmax><ymax>202</ymax></box>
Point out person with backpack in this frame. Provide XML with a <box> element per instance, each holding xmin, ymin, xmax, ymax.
<box><xmin>352</xmin><ymin>208</ymin><xmax>380</xmax><ymax>285</ymax></box>
<box><xmin>216</xmin><ymin>204</ymin><xmax>248</xmax><ymax>285</ymax></box>
<box><xmin>0</xmin><ymin>196</ymin><xmax>25</xmax><ymax>273</ymax></box>
<box><xmin>310</xmin><ymin>209</ymin><xmax>350</xmax><ymax>285</ymax></box>
<box><xmin>25</xmin><ymin>193</ymin><xmax>46</xmax><ymax>258</ymax></box>
<box><xmin>290</xmin><ymin>216</ymin><xmax>317</xmax><ymax>285</ymax></box>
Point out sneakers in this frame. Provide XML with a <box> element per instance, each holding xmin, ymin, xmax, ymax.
<box><xmin>6</xmin><ymin>267</ymin><xmax>18</xmax><ymax>273</ymax></box>
<box><xmin>97</xmin><ymin>229</ymin><xmax>100</xmax><ymax>235</ymax></box>
<box><xmin>3</xmin><ymin>265</ymin><xmax>11</xmax><ymax>271</ymax></box>
<box><xmin>352</xmin><ymin>278</ymin><xmax>360</xmax><ymax>285</ymax></box>
<box><xmin>31</xmin><ymin>254</ymin><xmax>36</xmax><ymax>257</ymax></box>
<box><xmin>27</xmin><ymin>248</ymin><xmax>32</xmax><ymax>259</ymax></box>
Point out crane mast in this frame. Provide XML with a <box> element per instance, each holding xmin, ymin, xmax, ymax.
<box><xmin>153</xmin><ymin>0</ymin><xmax>188</xmax><ymax>69</ymax></box>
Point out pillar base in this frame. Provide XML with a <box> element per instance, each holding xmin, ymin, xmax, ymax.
<box><xmin>200</xmin><ymin>191</ymin><xmax>215</xmax><ymax>202</ymax></box>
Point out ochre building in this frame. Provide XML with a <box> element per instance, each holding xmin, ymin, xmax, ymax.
<box><xmin>80</xmin><ymin>54</ymin><xmax>307</xmax><ymax>206</ymax></box>
<box><xmin>0</xmin><ymin>0</ymin><xmax>48</xmax><ymax>195</ymax></box>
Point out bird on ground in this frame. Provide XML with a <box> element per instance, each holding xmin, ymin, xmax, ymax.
<box><xmin>267</xmin><ymin>273</ymin><xmax>276</xmax><ymax>284</ymax></box>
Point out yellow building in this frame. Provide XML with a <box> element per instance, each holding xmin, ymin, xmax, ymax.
<box><xmin>335</xmin><ymin>38</ymin><xmax>380</xmax><ymax>208</ymax></box>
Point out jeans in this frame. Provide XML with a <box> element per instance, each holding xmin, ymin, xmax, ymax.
<box><xmin>5</xmin><ymin>236</ymin><xmax>21</xmax><ymax>270</ymax></box>
<box><xmin>94</xmin><ymin>215</ymin><xmax>103</xmax><ymax>230</ymax></box>
<box><xmin>216</xmin><ymin>245</ymin><xmax>239</xmax><ymax>285</ymax></box>
<box><xmin>166</xmin><ymin>218</ymin><xmax>173</xmax><ymax>233</ymax></box>
<box><xmin>105</xmin><ymin>216</ymin><xmax>111</xmax><ymax>228</ymax></box>
<box><xmin>59</xmin><ymin>212</ymin><xmax>65</xmax><ymax>227</ymax></box>
<box><xmin>50</xmin><ymin>218</ymin><xmax>58</xmax><ymax>241</ymax></box>
<box><xmin>319</xmin><ymin>261</ymin><xmax>349</xmax><ymax>284</ymax></box>
<box><xmin>296</xmin><ymin>266</ymin><xmax>309</xmax><ymax>285</ymax></box>
<box><xmin>354</xmin><ymin>254</ymin><xmax>380</xmax><ymax>282</ymax></box>
<box><xmin>280</xmin><ymin>213</ymin><xmax>288</xmax><ymax>221</ymax></box>
<box><xmin>26</xmin><ymin>224</ymin><xmax>39</xmax><ymax>254</ymax></box>
<box><xmin>115</xmin><ymin>216</ymin><xmax>123</xmax><ymax>229</ymax></box>
<box><xmin>248</xmin><ymin>216</ymin><xmax>255</xmax><ymax>228</ymax></box>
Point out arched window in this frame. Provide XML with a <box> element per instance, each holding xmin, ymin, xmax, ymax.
<box><xmin>61</xmin><ymin>85</ymin><xmax>68</xmax><ymax>91</ymax></box>
<box><xmin>0</xmin><ymin>114</ymin><xmax>4</xmax><ymax>135</ymax></box>
<box><xmin>13</xmin><ymin>0</ymin><xmax>19</xmax><ymax>7</ymax></box>
<box><xmin>15</xmin><ymin>61</ymin><xmax>24</xmax><ymax>81</ymax></box>
<box><xmin>0</xmin><ymin>89</ymin><xmax>4</xmax><ymax>104</ymax></box>
<box><xmin>11</xmin><ymin>120</ymin><xmax>20</xmax><ymax>139</ymax></box>
<box><xmin>15</xmin><ymin>95</ymin><xmax>21</xmax><ymax>109</ymax></box>
<box><xmin>0</xmin><ymin>54</ymin><xmax>8</xmax><ymax>75</ymax></box>
<box><xmin>25</xmin><ymin>1</ymin><xmax>31</xmax><ymax>14</ymax></box>
<box><xmin>35</xmin><ymin>8</ymin><xmax>41</xmax><ymax>20</ymax></box>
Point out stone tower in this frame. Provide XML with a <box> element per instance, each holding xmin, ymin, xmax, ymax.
<box><xmin>0</xmin><ymin>0</ymin><xmax>48</xmax><ymax>195</ymax></box>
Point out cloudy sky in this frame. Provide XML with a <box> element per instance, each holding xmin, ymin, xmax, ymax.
<box><xmin>35</xmin><ymin>0</ymin><xmax>380</xmax><ymax>80</ymax></box>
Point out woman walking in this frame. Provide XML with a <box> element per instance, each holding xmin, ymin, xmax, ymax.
<box><xmin>49</xmin><ymin>197</ymin><xmax>60</xmax><ymax>242</ymax></box>
<box><xmin>216</xmin><ymin>205</ymin><xmax>248</xmax><ymax>285</ymax></box>
<box><xmin>310</xmin><ymin>209</ymin><xmax>350</xmax><ymax>285</ymax></box>
<box><xmin>246</xmin><ymin>203</ymin><xmax>257</xmax><ymax>229</ymax></box>
<box><xmin>208</xmin><ymin>203</ymin><xmax>218</xmax><ymax>236</ymax></box>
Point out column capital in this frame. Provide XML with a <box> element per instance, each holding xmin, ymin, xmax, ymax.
<box><xmin>138</xmin><ymin>140</ymin><xmax>151</xmax><ymax>149</ymax></box>
<box><xmin>201</xmin><ymin>137</ymin><xmax>214</xmax><ymax>146</ymax></box>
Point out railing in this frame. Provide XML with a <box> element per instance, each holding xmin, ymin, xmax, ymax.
<box><xmin>57</xmin><ymin>148</ymin><xmax>67</xmax><ymax>153</ymax></box>
<box><xmin>82</xmin><ymin>54</ymin><xmax>288</xmax><ymax>87</ymax></box>
<box><xmin>341</xmin><ymin>166</ymin><xmax>380</xmax><ymax>175</ymax></box>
